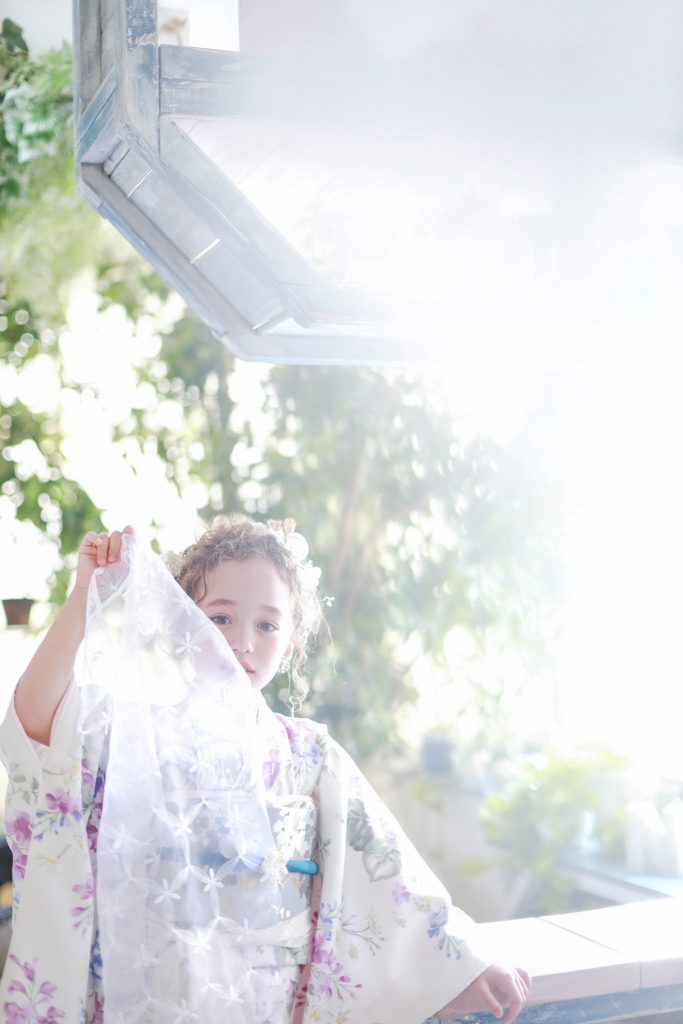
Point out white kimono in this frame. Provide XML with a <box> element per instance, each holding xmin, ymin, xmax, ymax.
<box><xmin>0</xmin><ymin>541</ymin><xmax>490</xmax><ymax>1024</ymax></box>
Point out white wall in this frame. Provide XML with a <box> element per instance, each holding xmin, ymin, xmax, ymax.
<box><xmin>2</xmin><ymin>0</ymin><xmax>72</xmax><ymax>54</ymax></box>
<box><xmin>2</xmin><ymin>1</ymin><xmax>240</xmax><ymax>55</ymax></box>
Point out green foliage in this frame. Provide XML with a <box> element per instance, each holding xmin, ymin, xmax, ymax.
<box><xmin>104</xmin><ymin>316</ymin><xmax>561</xmax><ymax>755</ymax></box>
<box><xmin>0</xmin><ymin>20</ymin><xmax>71</xmax><ymax>210</ymax></box>
<box><xmin>0</xmin><ymin>22</ymin><xmax>140</xmax><ymax>320</ymax></box>
<box><xmin>0</xmin><ymin>26</ymin><xmax>153</xmax><ymax>605</ymax></box>
<box><xmin>0</xmin><ymin>18</ymin><xmax>31</xmax><ymax>204</ymax></box>
<box><xmin>0</xmin><ymin>19</ymin><xmax>27</xmax><ymax>55</ymax></box>
<box><xmin>221</xmin><ymin>364</ymin><xmax>561</xmax><ymax>755</ymax></box>
<box><xmin>0</xmin><ymin>25</ymin><xmax>562</xmax><ymax>759</ymax></box>
<box><xmin>481</xmin><ymin>745</ymin><xmax>629</xmax><ymax>913</ymax></box>
<box><xmin>0</xmin><ymin>288</ymin><xmax>104</xmax><ymax>602</ymax></box>
<box><xmin>96</xmin><ymin>299</ymin><xmax>560</xmax><ymax>755</ymax></box>
<box><xmin>152</xmin><ymin>310</ymin><xmax>237</xmax><ymax>515</ymax></box>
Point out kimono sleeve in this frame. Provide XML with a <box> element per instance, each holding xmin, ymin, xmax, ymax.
<box><xmin>0</xmin><ymin>677</ymin><xmax>96</xmax><ymax>1023</ymax></box>
<box><xmin>0</xmin><ymin>674</ymin><xmax>83</xmax><ymax>777</ymax></box>
<box><xmin>303</xmin><ymin>733</ymin><xmax>491</xmax><ymax>1024</ymax></box>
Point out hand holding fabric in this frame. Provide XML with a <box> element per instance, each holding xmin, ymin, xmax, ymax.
<box><xmin>75</xmin><ymin>526</ymin><xmax>134</xmax><ymax>590</ymax></box>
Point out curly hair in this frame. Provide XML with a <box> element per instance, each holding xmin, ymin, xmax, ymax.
<box><xmin>169</xmin><ymin>514</ymin><xmax>323</xmax><ymax>693</ymax></box>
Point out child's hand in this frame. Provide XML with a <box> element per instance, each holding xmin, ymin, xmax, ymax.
<box><xmin>436</xmin><ymin>964</ymin><xmax>531</xmax><ymax>1023</ymax></box>
<box><xmin>74</xmin><ymin>527</ymin><xmax>134</xmax><ymax>591</ymax></box>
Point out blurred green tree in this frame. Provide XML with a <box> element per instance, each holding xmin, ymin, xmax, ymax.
<box><xmin>481</xmin><ymin>745</ymin><xmax>629</xmax><ymax>914</ymax></box>
<box><xmin>0</xmin><ymin>290</ymin><xmax>102</xmax><ymax>604</ymax></box>
<box><xmin>0</xmin><ymin>23</ymin><xmax>560</xmax><ymax>756</ymax></box>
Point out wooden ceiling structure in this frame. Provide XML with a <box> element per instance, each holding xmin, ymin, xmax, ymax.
<box><xmin>73</xmin><ymin>0</ymin><xmax>414</xmax><ymax>364</ymax></box>
<box><xmin>74</xmin><ymin>2</ymin><xmax>683</xmax><ymax>370</ymax></box>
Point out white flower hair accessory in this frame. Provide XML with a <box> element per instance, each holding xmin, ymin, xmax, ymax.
<box><xmin>300</xmin><ymin>562</ymin><xmax>322</xmax><ymax>590</ymax></box>
<box><xmin>266</xmin><ymin>517</ymin><xmax>327</xmax><ymax>601</ymax></box>
<box><xmin>280</xmin><ymin>519</ymin><xmax>309</xmax><ymax>562</ymax></box>
<box><xmin>267</xmin><ymin>519</ymin><xmax>310</xmax><ymax>566</ymax></box>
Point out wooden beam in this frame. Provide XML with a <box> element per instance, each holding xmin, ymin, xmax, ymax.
<box><xmin>80</xmin><ymin>163</ymin><xmax>255</xmax><ymax>339</ymax></box>
<box><xmin>76</xmin><ymin>70</ymin><xmax>117</xmax><ymax>165</ymax></box>
<box><xmin>72</xmin><ymin>0</ymin><xmax>101</xmax><ymax>114</ymax></box>
<box><xmin>159</xmin><ymin>119</ymin><xmax>316</xmax><ymax>320</ymax></box>
<box><xmin>116</xmin><ymin>0</ymin><xmax>160</xmax><ymax>154</ymax></box>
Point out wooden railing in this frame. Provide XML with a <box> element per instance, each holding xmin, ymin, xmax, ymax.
<box><xmin>428</xmin><ymin>897</ymin><xmax>683</xmax><ymax>1023</ymax></box>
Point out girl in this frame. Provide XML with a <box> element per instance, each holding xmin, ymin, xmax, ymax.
<box><xmin>1</xmin><ymin>517</ymin><xmax>530</xmax><ymax>1024</ymax></box>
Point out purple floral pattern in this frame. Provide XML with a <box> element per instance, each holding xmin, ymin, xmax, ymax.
<box><xmin>309</xmin><ymin>902</ymin><xmax>371</xmax><ymax>1005</ymax></box>
<box><xmin>400</xmin><ymin>894</ymin><xmax>466</xmax><ymax>959</ymax></box>
<box><xmin>278</xmin><ymin>715</ymin><xmax>325</xmax><ymax>789</ymax></box>
<box><xmin>5</xmin><ymin>811</ymin><xmax>32</xmax><ymax>884</ymax></box>
<box><xmin>1</xmin><ymin>696</ymin><xmax>489</xmax><ymax>1024</ymax></box>
<box><xmin>3</xmin><ymin>955</ymin><xmax>65</xmax><ymax>1023</ymax></box>
<box><xmin>4</xmin><ymin>765</ymin><xmax>40</xmax><ymax>894</ymax></box>
<box><xmin>32</xmin><ymin>787</ymin><xmax>82</xmax><ymax>842</ymax></box>
<box><xmin>262</xmin><ymin>745</ymin><xmax>281</xmax><ymax>790</ymax></box>
<box><xmin>301</xmin><ymin>731</ymin><xmax>489</xmax><ymax>1021</ymax></box>
<box><xmin>392</xmin><ymin>882</ymin><xmax>410</xmax><ymax>906</ymax></box>
<box><xmin>0</xmin><ymin>704</ymin><xmax>109</xmax><ymax>1022</ymax></box>
<box><xmin>71</xmin><ymin>876</ymin><xmax>94</xmax><ymax>934</ymax></box>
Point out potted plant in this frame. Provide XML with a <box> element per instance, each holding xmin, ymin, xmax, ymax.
<box><xmin>480</xmin><ymin>744</ymin><xmax>630</xmax><ymax>914</ymax></box>
<box><xmin>0</xmin><ymin>517</ymin><xmax>60</xmax><ymax>628</ymax></box>
<box><xmin>1</xmin><ymin>598</ymin><xmax>34</xmax><ymax>627</ymax></box>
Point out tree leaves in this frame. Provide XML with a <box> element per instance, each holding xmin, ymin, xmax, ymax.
<box><xmin>0</xmin><ymin>24</ymin><xmax>70</xmax><ymax>212</ymax></box>
<box><xmin>1</xmin><ymin>20</ymin><xmax>27</xmax><ymax>55</ymax></box>
<box><xmin>0</xmin><ymin>26</ymin><xmax>561</xmax><ymax>759</ymax></box>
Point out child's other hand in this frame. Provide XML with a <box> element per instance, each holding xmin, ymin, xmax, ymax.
<box><xmin>436</xmin><ymin>964</ymin><xmax>531</xmax><ymax>1023</ymax></box>
<box><xmin>74</xmin><ymin>527</ymin><xmax>135</xmax><ymax>591</ymax></box>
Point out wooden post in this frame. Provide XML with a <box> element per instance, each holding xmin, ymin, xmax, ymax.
<box><xmin>116</xmin><ymin>0</ymin><xmax>160</xmax><ymax>155</ymax></box>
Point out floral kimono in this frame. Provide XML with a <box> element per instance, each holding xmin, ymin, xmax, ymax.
<box><xmin>0</xmin><ymin>540</ymin><xmax>491</xmax><ymax>1024</ymax></box>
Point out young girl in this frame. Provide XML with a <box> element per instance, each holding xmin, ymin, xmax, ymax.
<box><xmin>1</xmin><ymin>516</ymin><xmax>530</xmax><ymax>1024</ymax></box>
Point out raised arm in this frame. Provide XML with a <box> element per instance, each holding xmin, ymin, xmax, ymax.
<box><xmin>14</xmin><ymin>527</ymin><xmax>133</xmax><ymax>745</ymax></box>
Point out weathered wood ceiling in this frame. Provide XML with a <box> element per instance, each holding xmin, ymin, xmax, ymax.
<box><xmin>74</xmin><ymin>1</ymin><xmax>683</xmax><ymax>366</ymax></box>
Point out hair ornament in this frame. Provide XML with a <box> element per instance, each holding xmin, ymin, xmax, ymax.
<box><xmin>300</xmin><ymin>562</ymin><xmax>321</xmax><ymax>589</ymax></box>
<box><xmin>267</xmin><ymin>518</ymin><xmax>310</xmax><ymax>562</ymax></box>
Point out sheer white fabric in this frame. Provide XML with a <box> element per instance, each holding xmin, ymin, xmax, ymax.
<box><xmin>78</xmin><ymin>534</ymin><xmax>301</xmax><ymax>1023</ymax></box>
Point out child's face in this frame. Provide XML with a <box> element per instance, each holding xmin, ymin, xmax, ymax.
<box><xmin>195</xmin><ymin>556</ymin><xmax>294</xmax><ymax>690</ymax></box>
